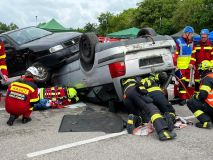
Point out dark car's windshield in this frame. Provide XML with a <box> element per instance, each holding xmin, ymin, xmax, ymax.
<box><xmin>8</xmin><ymin>27</ymin><xmax>52</xmax><ymax>45</ymax></box>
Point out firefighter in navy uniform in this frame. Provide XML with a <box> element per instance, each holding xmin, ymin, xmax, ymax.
<box><xmin>140</xmin><ymin>72</ymin><xmax>176</xmax><ymax>131</ymax></box>
<box><xmin>122</xmin><ymin>78</ymin><xmax>177</xmax><ymax>141</ymax></box>
<box><xmin>187</xmin><ymin>60</ymin><xmax>213</xmax><ymax>129</ymax></box>
<box><xmin>5</xmin><ymin>67</ymin><xmax>40</xmax><ymax>126</ymax></box>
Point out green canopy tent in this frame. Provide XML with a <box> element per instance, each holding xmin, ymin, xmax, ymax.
<box><xmin>38</xmin><ymin>19</ymin><xmax>69</xmax><ymax>32</ymax></box>
<box><xmin>107</xmin><ymin>27</ymin><xmax>140</xmax><ymax>39</ymax></box>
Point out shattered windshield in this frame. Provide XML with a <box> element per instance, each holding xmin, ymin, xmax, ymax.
<box><xmin>8</xmin><ymin>27</ymin><xmax>52</xmax><ymax>45</ymax></box>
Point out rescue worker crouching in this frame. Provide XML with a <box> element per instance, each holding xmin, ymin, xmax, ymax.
<box><xmin>122</xmin><ymin>78</ymin><xmax>177</xmax><ymax>141</ymax></box>
<box><xmin>187</xmin><ymin>60</ymin><xmax>213</xmax><ymax>129</ymax></box>
<box><xmin>5</xmin><ymin>66</ymin><xmax>40</xmax><ymax>126</ymax></box>
<box><xmin>140</xmin><ymin>72</ymin><xmax>176</xmax><ymax>131</ymax></box>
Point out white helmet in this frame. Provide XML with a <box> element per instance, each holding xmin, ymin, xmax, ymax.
<box><xmin>26</xmin><ymin>66</ymin><xmax>39</xmax><ymax>76</ymax></box>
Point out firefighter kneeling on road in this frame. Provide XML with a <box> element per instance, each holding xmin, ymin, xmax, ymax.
<box><xmin>187</xmin><ymin>60</ymin><xmax>213</xmax><ymax>129</ymax></box>
<box><xmin>140</xmin><ymin>72</ymin><xmax>176</xmax><ymax>131</ymax></box>
<box><xmin>5</xmin><ymin>67</ymin><xmax>40</xmax><ymax>126</ymax></box>
<box><xmin>122</xmin><ymin>78</ymin><xmax>177</xmax><ymax>141</ymax></box>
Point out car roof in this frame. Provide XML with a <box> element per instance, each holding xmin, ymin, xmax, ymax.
<box><xmin>0</xmin><ymin>26</ymin><xmax>46</xmax><ymax>35</ymax></box>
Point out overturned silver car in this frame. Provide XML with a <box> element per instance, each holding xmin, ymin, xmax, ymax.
<box><xmin>52</xmin><ymin>28</ymin><xmax>176</xmax><ymax>105</ymax></box>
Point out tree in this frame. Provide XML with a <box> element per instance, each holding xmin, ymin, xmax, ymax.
<box><xmin>108</xmin><ymin>8</ymin><xmax>137</xmax><ymax>33</ymax></box>
<box><xmin>172</xmin><ymin>0</ymin><xmax>204</xmax><ymax>32</ymax></box>
<box><xmin>97</xmin><ymin>12</ymin><xmax>113</xmax><ymax>35</ymax></box>
<box><xmin>134</xmin><ymin>0</ymin><xmax>179</xmax><ymax>35</ymax></box>
<box><xmin>69</xmin><ymin>27</ymin><xmax>84</xmax><ymax>33</ymax></box>
<box><xmin>191</xmin><ymin>0</ymin><xmax>213</xmax><ymax>31</ymax></box>
<box><xmin>83</xmin><ymin>23</ymin><xmax>98</xmax><ymax>33</ymax></box>
<box><xmin>0</xmin><ymin>22</ymin><xmax>19</xmax><ymax>33</ymax></box>
<box><xmin>8</xmin><ymin>23</ymin><xmax>18</xmax><ymax>30</ymax></box>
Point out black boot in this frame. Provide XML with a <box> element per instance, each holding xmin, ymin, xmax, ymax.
<box><xmin>7</xmin><ymin>115</ymin><xmax>17</xmax><ymax>126</ymax></box>
<box><xmin>127</xmin><ymin>114</ymin><xmax>136</xmax><ymax>134</ymax></box>
<box><xmin>22</xmin><ymin>117</ymin><xmax>32</xmax><ymax>124</ymax></box>
<box><xmin>179</xmin><ymin>100</ymin><xmax>186</xmax><ymax>106</ymax></box>
<box><xmin>195</xmin><ymin>122</ymin><xmax>212</xmax><ymax>129</ymax></box>
<box><xmin>164</xmin><ymin>112</ymin><xmax>176</xmax><ymax>131</ymax></box>
<box><xmin>158</xmin><ymin>130</ymin><xmax>177</xmax><ymax>141</ymax></box>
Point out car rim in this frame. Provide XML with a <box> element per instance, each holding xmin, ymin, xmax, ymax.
<box><xmin>36</xmin><ymin>66</ymin><xmax>48</xmax><ymax>81</ymax></box>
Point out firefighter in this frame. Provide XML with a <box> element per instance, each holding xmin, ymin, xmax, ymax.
<box><xmin>122</xmin><ymin>78</ymin><xmax>177</xmax><ymax>141</ymax></box>
<box><xmin>140</xmin><ymin>72</ymin><xmax>176</xmax><ymax>131</ymax></box>
<box><xmin>173</xmin><ymin>26</ymin><xmax>195</xmax><ymax>105</ymax></box>
<box><xmin>187</xmin><ymin>60</ymin><xmax>213</xmax><ymax>129</ymax></box>
<box><xmin>189</xmin><ymin>29</ymin><xmax>213</xmax><ymax>93</ymax></box>
<box><xmin>38</xmin><ymin>87</ymin><xmax>79</xmax><ymax>105</ymax></box>
<box><xmin>5</xmin><ymin>66</ymin><xmax>40</xmax><ymax>126</ymax></box>
<box><xmin>0</xmin><ymin>41</ymin><xmax>8</xmax><ymax>82</ymax></box>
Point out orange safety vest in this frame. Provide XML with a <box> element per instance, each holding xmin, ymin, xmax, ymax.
<box><xmin>204</xmin><ymin>73</ymin><xmax>213</xmax><ymax>107</ymax></box>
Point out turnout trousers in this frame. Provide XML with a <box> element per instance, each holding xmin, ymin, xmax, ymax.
<box><xmin>187</xmin><ymin>98</ymin><xmax>213</xmax><ymax>123</ymax></box>
<box><xmin>123</xmin><ymin>86</ymin><xmax>168</xmax><ymax>133</ymax></box>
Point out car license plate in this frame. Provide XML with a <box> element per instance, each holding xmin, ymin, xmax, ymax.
<box><xmin>139</xmin><ymin>56</ymin><xmax>163</xmax><ymax>67</ymax></box>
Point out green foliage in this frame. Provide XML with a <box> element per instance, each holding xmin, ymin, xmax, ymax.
<box><xmin>172</xmin><ymin>0</ymin><xmax>203</xmax><ymax>32</ymax></box>
<box><xmin>134</xmin><ymin>0</ymin><xmax>178</xmax><ymax>35</ymax></box>
<box><xmin>83</xmin><ymin>23</ymin><xmax>98</xmax><ymax>33</ymax></box>
<box><xmin>108</xmin><ymin>8</ymin><xmax>137</xmax><ymax>33</ymax></box>
<box><xmin>97</xmin><ymin>12</ymin><xmax>114</xmax><ymax>35</ymax></box>
<box><xmin>2</xmin><ymin>0</ymin><xmax>212</xmax><ymax>35</ymax></box>
<box><xmin>69</xmin><ymin>27</ymin><xmax>85</xmax><ymax>33</ymax></box>
<box><xmin>0</xmin><ymin>22</ymin><xmax>18</xmax><ymax>33</ymax></box>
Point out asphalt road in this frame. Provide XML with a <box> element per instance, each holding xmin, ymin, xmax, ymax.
<box><xmin>0</xmin><ymin>93</ymin><xmax>212</xmax><ymax>160</ymax></box>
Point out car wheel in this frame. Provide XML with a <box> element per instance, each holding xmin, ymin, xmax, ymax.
<box><xmin>31</xmin><ymin>63</ymin><xmax>50</xmax><ymax>83</ymax></box>
<box><xmin>79</xmin><ymin>32</ymin><xmax>98</xmax><ymax>71</ymax></box>
<box><xmin>137</xmin><ymin>28</ymin><xmax>157</xmax><ymax>37</ymax></box>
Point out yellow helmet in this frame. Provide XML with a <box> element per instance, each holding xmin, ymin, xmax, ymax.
<box><xmin>198</xmin><ymin>60</ymin><xmax>213</xmax><ymax>71</ymax></box>
<box><xmin>66</xmin><ymin>88</ymin><xmax>77</xmax><ymax>99</ymax></box>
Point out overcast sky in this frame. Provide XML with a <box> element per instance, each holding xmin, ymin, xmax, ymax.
<box><xmin>0</xmin><ymin>0</ymin><xmax>141</xmax><ymax>29</ymax></box>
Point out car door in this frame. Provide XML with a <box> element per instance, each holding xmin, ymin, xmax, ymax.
<box><xmin>0</xmin><ymin>36</ymin><xmax>26</xmax><ymax>77</ymax></box>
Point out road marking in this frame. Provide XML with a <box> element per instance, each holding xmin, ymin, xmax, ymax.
<box><xmin>65</xmin><ymin>102</ymin><xmax>87</xmax><ymax>109</ymax></box>
<box><xmin>27</xmin><ymin>130</ymin><xmax>127</xmax><ymax>158</ymax></box>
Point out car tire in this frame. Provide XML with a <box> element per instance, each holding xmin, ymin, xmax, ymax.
<box><xmin>79</xmin><ymin>32</ymin><xmax>98</xmax><ymax>71</ymax></box>
<box><xmin>31</xmin><ymin>62</ymin><xmax>50</xmax><ymax>83</ymax></box>
<box><xmin>137</xmin><ymin>28</ymin><xmax>157</xmax><ymax>38</ymax></box>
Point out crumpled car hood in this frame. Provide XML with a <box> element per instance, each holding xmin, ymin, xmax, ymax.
<box><xmin>19</xmin><ymin>32</ymin><xmax>82</xmax><ymax>52</ymax></box>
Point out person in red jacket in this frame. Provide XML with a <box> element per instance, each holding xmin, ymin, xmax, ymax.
<box><xmin>0</xmin><ymin>41</ymin><xmax>8</xmax><ymax>82</ymax></box>
<box><xmin>189</xmin><ymin>29</ymin><xmax>213</xmax><ymax>93</ymax></box>
<box><xmin>5</xmin><ymin>66</ymin><xmax>40</xmax><ymax>126</ymax></box>
<box><xmin>173</xmin><ymin>26</ymin><xmax>195</xmax><ymax>105</ymax></box>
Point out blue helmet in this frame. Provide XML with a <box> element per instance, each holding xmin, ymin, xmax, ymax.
<box><xmin>183</xmin><ymin>26</ymin><xmax>194</xmax><ymax>33</ymax></box>
<box><xmin>200</xmin><ymin>29</ymin><xmax>209</xmax><ymax>35</ymax></box>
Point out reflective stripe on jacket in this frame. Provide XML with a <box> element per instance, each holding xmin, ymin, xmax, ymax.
<box><xmin>122</xmin><ymin>78</ymin><xmax>137</xmax><ymax>93</ymax></box>
<box><xmin>5</xmin><ymin>80</ymin><xmax>39</xmax><ymax>111</ymax></box>
<box><xmin>0</xmin><ymin>42</ymin><xmax>8</xmax><ymax>76</ymax></box>
<box><xmin>176</xmin><ymin>37</ymin><xmax>193</xmax><ymax>69</ymax></box>
<box><xmin>204</xmin><ymin>73</ymin><xmax>213</xmax><ymax>107</ymax></box>
<box><xmin>140</xmin><ymin>77</ymin><xmax>162</xmax><ymax>93</ymax></box>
